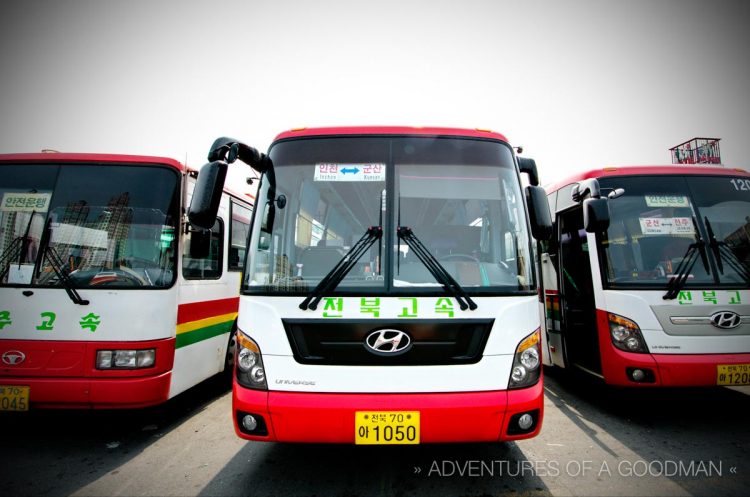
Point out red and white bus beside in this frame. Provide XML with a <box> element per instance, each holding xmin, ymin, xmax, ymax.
<box><xmin>0</xmin><ymin>153</ymin><xmax>252</xmax><ymax>409</ymax></box>
<box><xmin>540</xmin><ymin>165</ymin><xmax>750</xmax><ymax>387</ymax></box>
<box><xmin>187</xmin><ymin>127</ymin><xmax>553</xmax><ymax>444</ymax></box>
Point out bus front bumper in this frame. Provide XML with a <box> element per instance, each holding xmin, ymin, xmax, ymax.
<box><xmin>0</xmin><ymin>372</ymin><xmax>172</xmax><ymax>409</ymax></box>
<box><xmin>601</xmin><ymin>347</ymin><xmax>750</xmax><ymax>387</ymax></box>
<box><xmin>232</xmin><ymin>380</ymin><xmax>543</xmax><ymax>443</ymax></box>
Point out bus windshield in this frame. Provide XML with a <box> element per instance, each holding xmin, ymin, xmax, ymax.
<box><xmin>0</xmin><ymin>164</ymin><xmax>180</xmax><ymax>288</ymax></box>
<box><xmin>244</xmin><ymin>135</ymin><xmax>533</xmax><ymax>295</ymax></box>
<box><xmin>598</xmin><ymin>175</ymin><xmax>750</xmax><ymax>288</ymax></box>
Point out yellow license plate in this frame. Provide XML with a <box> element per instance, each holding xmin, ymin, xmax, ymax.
<box><xmin>717</xmin><ymin>364</ymin><xmax>750</xmax><ymax>386</ymax></box>
<box><xmin>355</xmin><ymin>411</ymin><xmax>420</xmax><ymax>445</ymax></box>
<box><xmin>0</xmin><ymin>385</ymin><xmax>30</xmax><ymax>412</ymax></box>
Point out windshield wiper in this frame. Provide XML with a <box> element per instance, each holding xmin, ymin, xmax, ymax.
<box><xmin>663</xmin><ymin>217</ymin><xmax>709</xmax><ymax>300</ymax></box>
<box><xmin>299</xmin><ymin>226</ymin><xmax>382</xmax><ymax>311</ymax></box>
<box><xmin>397</xmin><ymin>226</ymin><xmax>477</xmax><ymax>311</ymax></box>
<box><xmin>704</xmin><ymin>217</ymin><xmax>750</xmax><ymax>282</ymax></box>
<box><xmin>37</xmin><ymin>218</ymin><xmax>89</xmax><ymax>305</ymax></box>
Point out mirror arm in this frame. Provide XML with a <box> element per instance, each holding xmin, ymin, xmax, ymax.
<box><xmin>571</xmin><ymin>178</ymin><xmax>603</xmax><ymax>203</ymax></box>
<box><xmin>207</xmin><ymin>137</ymin><xmax>269</xmax><ymax>173</ymax></box>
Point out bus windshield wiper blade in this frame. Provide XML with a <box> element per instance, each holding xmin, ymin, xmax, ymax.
<box><xmin>704</xmin><ymin>217</ymin><xmax>750</xmax><ymax>282</ymax></box>
<box><xmin>37</xmin><ymin>218</ymin><xmax>89</xmax><ymax>305</ymax></box>
<box><xmin>397</xmin><ymin>226</ymin><xmax>477</xmax><ymax>311</ymax></box>
<box><xmin>299</xmin><ymin>226</ymin><xmax>382</xmax><ymax>311</ymax></box>
<box><xmin>41</xmin><ymin>246</ymin><xmax>89</xmax><ymax>305</ymax></box>
<box><xmin>663</xmin><ymin>217</ymin><xmax>708</xmax><ymax>300</ymax></box>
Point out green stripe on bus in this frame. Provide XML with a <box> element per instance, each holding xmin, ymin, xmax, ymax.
<box><xmin>175</xmin><ymin>320</ymin><xmax>234</xmax><ymax>349</ymax></box>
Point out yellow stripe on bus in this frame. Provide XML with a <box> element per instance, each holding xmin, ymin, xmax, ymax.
<box><xmin>176</xmin><ymin>312</ymin><xmax>238</xmax><ymax>335</ymax></box>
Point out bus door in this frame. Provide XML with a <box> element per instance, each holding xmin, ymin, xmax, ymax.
<box><xmin>557</xmin><ymin>207</ymin><xmax>601</xmax><ymax>374</ymax></box>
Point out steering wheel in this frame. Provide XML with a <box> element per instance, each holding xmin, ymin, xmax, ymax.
<box><xmin>438</xmin><ymin>253</ymin><xmax>479</xmax><ymax>263</ymax></box>
<box><xmin>89</xmin><ymin>269</ymin><xmax>146</xmax><ymax>287</ymax></box>
<box><xmin>121</xmin><ymin>256</ymin><xmax>163</xmax><ymax>270</ymax></box>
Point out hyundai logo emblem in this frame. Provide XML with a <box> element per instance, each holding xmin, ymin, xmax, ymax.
<box><xmin>710</xmin><ymin>311</ymin><xmax>742</xmax><ymax>330</ymax></box>
<box><xmin>1</xmin><ymin>350</ymin><xmax>26</xmax><ymax>366</ymax></box>
<box><xmin>364</xmin><ymin>329</ymin><xmax>412</xmax><ymax>356</ymax></box>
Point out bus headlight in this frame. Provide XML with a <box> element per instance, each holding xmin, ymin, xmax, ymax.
<box><xmin>509</xmin><ymin>329</ymin><xmax>541</xmax><ymax>389</ymax></box>
<box><xmin>236</xmin><ymin>331</ymin><xmax>268</xmax><ymax>390</ymax></box>
<box><xmin>96</xmin><ymin>349</ymin><xmax>155</xmax><ymax>369</ymax></box>
<box><xmin>608</xmin><ymin>313</ymin><xmax>648</xmax><ymax>353</ymax></box>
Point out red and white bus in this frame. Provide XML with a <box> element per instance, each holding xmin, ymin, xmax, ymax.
<box><xmin>540</xmin><ymin>165</ymin><xmax>750</xmax><ymax>387</ymax></box>
<box><xmin>188</xmin><ymin>127</ymin><xmax>553</xmax><ymax>444</ymax></box>
<box><xmin>0</xmin><ymin>153</ymin><xmax>253</xmax><ymax>409</ymax></box>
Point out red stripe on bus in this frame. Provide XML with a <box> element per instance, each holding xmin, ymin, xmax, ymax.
<box><xmin>177</xmin><ymin>297</ymin><xmax>240</xmax><ymax>324</ymax></box>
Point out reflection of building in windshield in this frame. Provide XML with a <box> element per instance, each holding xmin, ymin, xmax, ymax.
<box><xmin>52</xmin><ymin>193</ymin><xmax>133</xmax><ymax>272</ymax></box>
<box><xmin>725</xmin><ymin>216</ymin><xmax>750</xmax><ymax>266</ymax></box>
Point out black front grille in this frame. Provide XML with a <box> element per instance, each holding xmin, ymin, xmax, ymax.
<box><xmin>283</xmin><ymin>319</ymin><xmax>494</xmax><ymax>366</ymax></box>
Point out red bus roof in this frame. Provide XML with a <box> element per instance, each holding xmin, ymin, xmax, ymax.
<box><xmin>0</xmin><ymin>152</ymin><xmax>255</xmax><ymax>206</ymax></box>
<box><xmin>545</xmin><ymin>165</ymin><xmax>750</xmax><ymax>193</ymax></box>
<box><xmin>273</xmin><ymin>126</ymin><xmax>510</xmax><ymax>143</ymax></box>
<box><xmin>0</xmin><ymin>152</ymin><xmax>186</xmax><ymax>172</ymax></box>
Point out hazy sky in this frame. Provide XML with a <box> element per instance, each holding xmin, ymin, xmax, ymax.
<box><xmin>1</xmin><ymin>0</ymin><xmax>748</xmax><ymax>192</ymax></box>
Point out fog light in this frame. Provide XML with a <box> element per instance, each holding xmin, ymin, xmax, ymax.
<box><xmin>242</xmin><ymin>414</ymin><xmax>258</xmax><ymax>432</ymax></box>
<box><xmin>518</xmin><ymin>413</ymin><xmax>534</xmax><ymax>430</ymax></box>
<box><xmin>631</xmin><ymin>369</ymin><xmax>645</xmax><ymax>381</ymax></box>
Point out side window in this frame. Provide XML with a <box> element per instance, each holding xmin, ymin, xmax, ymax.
<box><xmin>182</xmin><ymin>218</ymin><xmax>224</xmax><ymax>279</ymax></box>
<box><xmin>229</xmin><ymin>201</ymin><xmax>252</xmax><ymax>271</ymax></box>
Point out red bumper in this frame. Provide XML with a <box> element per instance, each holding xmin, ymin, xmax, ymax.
<box><xmin>232</xmin><ymin>380</ymin><xmax>543</xmax><ymax>443</ymax></box>
<box><xmin>601</xmin><ymin>348</ymin><xmax>750</xmax><ymax>387</ymax></box>
<box><xmin>596</xmin><ymin>309</ymin><xmax>750</xmax><ymax>387</ymax></box>
<box><xmin>0</xmin><ymin>372</ymin><xmax>172</xmax><ymax>409</ymax></box>
<box><xmin>652</xmin><ymin>353</ymin><xmax>750</xmax><ymax>387</ymax></box>
<box><xmin>0</xmin><ymin>337</ymin><xmax>174</xmax><ymax>408</ymax></box>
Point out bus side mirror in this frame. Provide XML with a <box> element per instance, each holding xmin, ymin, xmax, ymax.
<box><xmin>188</xmin><ymin>161</ymin><xmax>227</xmax><ymax>230</ymax></box>
<box><xmin>518</xmin><ymin>157</ymin><xmax>540</xmax><ymax>186</ymax></box>
<box><xmin>526</xmin><ymin>185</ymin><xmax>553</xmax><ymax>240</ymax></box>
<box><xmin>583</xmin><ymin>198</ymin><xmax>610</xmax><ymax>233</ymax></box>
<box><xmin>189</xmin><ymin>228</ymin><xmax>211</xmax><ymax>258</ymax></box>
